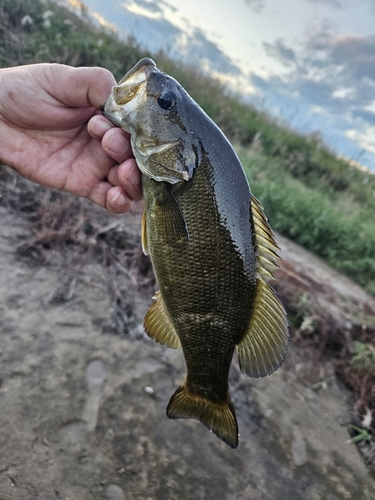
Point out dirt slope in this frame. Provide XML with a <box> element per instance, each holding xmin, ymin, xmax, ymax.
<box><xmin>0</xmin><ymin>194</ymin><xmax>375</xmax><ymax>499</ymax></box>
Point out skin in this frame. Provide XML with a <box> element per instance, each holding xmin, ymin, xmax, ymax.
<box><xmin>0</xmin><ymin>63</ymin><xmax>142</xmax><ymax>213</ymax></box>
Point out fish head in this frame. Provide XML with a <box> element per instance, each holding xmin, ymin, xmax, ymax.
<box><xmin>104</xmin><ymin>58</ymin><xmax>203</xmax><ymax>184</ymax></box>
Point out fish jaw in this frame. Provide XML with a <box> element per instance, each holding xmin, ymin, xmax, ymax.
<box><xmin>103</xmin><ymin>58</ymin><xmax>156</xmax><ymax>132</ymax></box>
<box><xmin>103</xmin><ymin>58</ymin><xmax>192</xmax><ymax>183</ymax></box>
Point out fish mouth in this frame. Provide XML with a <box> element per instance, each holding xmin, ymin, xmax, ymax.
<box><xmin>103</xmin><ymin>58</ymin><xmax>157</xmax><ymax>130</ymax></box>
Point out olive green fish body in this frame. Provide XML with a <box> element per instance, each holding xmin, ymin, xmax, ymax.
<box><xmin>143</xmin><ymin>150</ymin><xmax>256</xmax><ymax>398</ymax></box>
<box><xmin>104</xmin><ymin>59</ymin><xmax>289</xmax><ymax>448</ymax></box>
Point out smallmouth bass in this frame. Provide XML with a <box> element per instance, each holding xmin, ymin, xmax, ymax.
<box><xmin>104</xmin><ymin>58</ymin><xmax>289</xmax><ymax>448</ymax></box>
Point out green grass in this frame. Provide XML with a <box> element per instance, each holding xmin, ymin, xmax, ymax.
<box><xmin>0</xmin><ymin>0</ymin><xmax>148</xmax><ymax>73</ymax></box>
<box><xmin>350</xmin><ymin>342</ymin><xmax>375</xmax><ymax>372</ymax></box>
<box><xmin>1</xmin><ymin>0</ymin><xmax>375</xmax><ymax>294</ymax></box>
<box><xmin>239</xmin><ymin>149</ymin><xmax>375</xmax><ymax>295</ymax></box>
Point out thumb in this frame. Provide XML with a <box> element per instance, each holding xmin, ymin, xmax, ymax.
<box><xmin>40</xmin><ymin>64</ymin><xmax>117</xmax><ymax>110</ymax></box>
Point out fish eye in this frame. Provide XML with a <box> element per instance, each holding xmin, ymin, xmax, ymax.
<box><xmin>157</xmin><ymin>91</ymin><xmax>175</xmax><ymax>110</ymax></box>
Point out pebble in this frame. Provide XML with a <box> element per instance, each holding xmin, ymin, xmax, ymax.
<box><xmin>104</xmin><ymin>484</ymin><xmax>125</xmax><ymax>500</ymax></box>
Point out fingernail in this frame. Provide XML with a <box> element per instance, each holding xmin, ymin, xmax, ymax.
<box><xmin>111</xmin><ymin>190</ymin><xmax>127</xmax><ymax>206</ymax></box>
<box><xmin>125</xmin><ymin>162</ymin><xmax>141</xmax><ymax>186</ymax></box>
<box><xmin>107</xmin><ymin>133</ymin><xmax>129</xmax><ymax>156</ymax></box>
<box><xmin>97</xmin><ymin>119</ymin><xmax>113</xmax><ymax>135</ymax></box>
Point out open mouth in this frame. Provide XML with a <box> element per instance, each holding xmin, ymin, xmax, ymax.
<box><xmin>103</xmin><ymin>58</ymin><xmax>157</xmax><ymax>127</ymax></box>
<box><xmin>116</xmin><ymin>57</ymin><xmax>156</xmax><ymax>102</ymax></box>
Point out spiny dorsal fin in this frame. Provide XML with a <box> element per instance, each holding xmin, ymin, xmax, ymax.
<box><xmin>167</xmin><ymin>381</ymin><xmax>239</xmax><ymax>448</ymax></box>
<box><xmin>141</xmin><ymin>208</ymin><xmax>149</xmax><ymax>255</ymax></box>
<box><xmin>144</xmin><ymin>291</ymin><xmax>181</xmax><ymax>349</ymax></box>
<box><xmin>251</xmin><ymin>196</ymin><xmax>280</xmax><ymax>283</ymax></box>
<box><xmin>236</xmin><ymin>196</ymin><xmax>288</xmax><ymax>377</ymax></box>
<box><xmin>236</xmin><ymin>279</ymin><xmax>289</xmax><ymax>378</ymax></box>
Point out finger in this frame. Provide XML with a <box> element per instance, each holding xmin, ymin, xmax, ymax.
<box><xmin>102</xmin><ymin>127</ymin><xmax>132</xmax><ymax>163</ymax></box>
<box><xmin>87</xmin><ymin>180</ymin><xmax>133</xmax><ymax>214</ymax></box>
<box><xmin>107</xmin><ymin>159</ymin><xmax>142</xmax><ymax>201</ymax></box>
<box><xmin>118</xmin><ymin>159</ymin><xmax>143</xmax><ymax>201</ymax></box>
<box><xmin>106</xmin><ymin>185</ymin><xmax>133</xmax><ymax>214</ymax></box>
<box><xmin>41</xmin><ymin>65</ymin><xmax>117</xmax><ymax>110</ymax></box>
<box><xmin>87</xmin><ymin>115</ymin><xmax>114</xmax><ymax>141</ymax></box>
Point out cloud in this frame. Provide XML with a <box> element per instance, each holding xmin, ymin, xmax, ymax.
<box><xmin>346</xmin><ymin>125</ymin><xmax>375</xmax><ymax>156</ymax></box>
<box><xmin>125</xmin><ymin>0</ymin><xmax>176</xmax><ymax>15</ymax></box>
<box><xmin>119</xmin><ymin>7</ymin><xmax>182</xmax><ymax>52</ymax></box>
<box><xmin>263</xmin><ymin>39</ymin><xmax>297</xmax><ymax>66</ymax></box>
<box><xmin>252</xmin><ymin>26</ymin><xmax>375</xmax><ymax>168</ymax></box>
<box><xmin>364</xmin><ymin>0</ymin><xmax>375</xmax><ymax>16</ymax></box>
<box><xmin>242</xmin><ymin>0</ymin><xmax>265</xmax><ymax>12</ymax></box>
<box><xmin>176</xmin><ymin>28</ymin><xmax>243</xmax><ymax>75</ymax></box>
<box><xmin>98</xmin><ymin>0</ymin><xmax>244</xmax><ymax>78</ymax></box>
<box><xmin>82</xmin><ymin>0</ymin><xmax>375</xmax><ymax>170</ymax></box>
<box><xmin>323</xmin><ymin>35</ymin><xmax>375</xmax><ymax>81</ymax></box>
<box><xmin>305</xmin><ymin>0</ymin><xmax>342</xmax><ymax>8</ymax></box>
<box><xmin>351</xmin><ymin>108</ymin><xmax>375</xmax><ymax>125</ymax></box>
<box><xmin>262</xmin><ymin>30</ymin><xmax>375</xmax><ymax>109</ymax></box>
<box><xmin>131</xmin><ymin>0</ymin><xmax>165</xmax><ymax>14</ymax></box>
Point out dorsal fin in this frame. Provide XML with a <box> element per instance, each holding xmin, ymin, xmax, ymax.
<box><xmin>235</xmin><ymin>196</ymin><xmax>289</xmax><ymax>378</ymax></box>
<box><xmin>251</xmin><ymin>196</ymin><xmax>280</xmax><ymax>282</ymax></box>
<box><xmin>144</xmin><ymin>291</ymin><xmax>181</xmax><ymax>349</ymax></box>
<box><xmin>236</xmin><ymin>280</ymin><xmax>289</xmax><ymax>378</ymax></box>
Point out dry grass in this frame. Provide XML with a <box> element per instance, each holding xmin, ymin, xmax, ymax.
<box><xmin>0</xmin><ymin>165</ymin><xmax>155</xmax><ymax>335</ymax></box>
<box><xmin>272</xmin><ymin>262</ymin><xmax>375</xmax><ymax>468</ymax></box>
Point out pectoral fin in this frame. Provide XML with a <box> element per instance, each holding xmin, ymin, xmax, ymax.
<box><xmin>236</xmin><ymin>279</ymin><xmax>289</xmax><ymax>378</ymax></box>
<box><xmin>144</xmin><ymin>291</ymin><xmax>181</xmax><ymax>349</ymax></box>
<box><xmin>156</xmin><ymin>187</ymin><xmax>189</xmax><ymax>247</ymax></box>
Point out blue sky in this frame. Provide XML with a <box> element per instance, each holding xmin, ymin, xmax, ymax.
<box><xmin>68</xmin><ymin>0</ymin><xmax>375</xmax><ymax>171</ymax></box>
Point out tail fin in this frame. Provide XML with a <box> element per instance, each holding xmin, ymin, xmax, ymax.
<box><xmin>166</xmin><ymin>382</ymin><xmax>239</xmax><ymax>448</ymax></box>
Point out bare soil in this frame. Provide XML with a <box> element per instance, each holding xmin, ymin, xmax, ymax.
<box><xmin>0</xmin><ymin>172</ymin><xmax>375</xmax><ymax>499</ymax></box>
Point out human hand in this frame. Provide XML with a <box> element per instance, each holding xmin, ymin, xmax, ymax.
<box><xmin>0</xmin><ymin>63</ymin><xmax>142</xmax><ymax>213</ymax></box>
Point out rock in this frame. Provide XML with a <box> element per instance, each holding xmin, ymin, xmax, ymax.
<box><xmin>105</xmin><ymin>484</ymin><xmax>125</xmax><ymax>500</ymax></box>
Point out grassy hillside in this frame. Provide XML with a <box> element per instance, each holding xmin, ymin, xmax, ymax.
<box><xmin>1</xmin><ymin>0</ymin><xmax>375</xmax><ymax>294</ymax></box>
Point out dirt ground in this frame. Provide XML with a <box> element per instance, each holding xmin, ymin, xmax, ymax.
<box><xmin>1</xmin><ymin>190</ymin><xmax>375</xmax><ymax>499</ymax></box>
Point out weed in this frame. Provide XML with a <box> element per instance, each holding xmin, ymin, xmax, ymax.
<box><xmin>241</xmin><ymin>150</ymin><xmax>375</xmax><ymax>295</ymax></box>
<box><xmin>1</xmin><ymin>0</ymin><xmax>375</xmax><ymax>297</ymax></box>
<box><xmin>346</xmin><ymin>424</ymin><xmax>372</xmax><ymax>444</ymax></box>
<box><xmin>350</xmin><ymin>342</ymin><xmax>375</xmax><ymax>372</ymax></box>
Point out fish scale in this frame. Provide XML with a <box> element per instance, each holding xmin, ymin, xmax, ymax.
<box><xmin>104</xmin><ymin>58</ymin><xmax>289</xmax><ymax>448</ymax></box>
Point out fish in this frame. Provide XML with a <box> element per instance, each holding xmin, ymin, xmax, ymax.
<box><xmin>103</xmin><ymin>58</ymin><xmax>289</xmax><ymax>448</ymax></box>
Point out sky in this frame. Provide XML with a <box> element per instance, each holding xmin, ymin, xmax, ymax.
<box><xmin>68</xmin><ymin>0</ymin><xmax>375</xmax><ymax>171</ymax></box>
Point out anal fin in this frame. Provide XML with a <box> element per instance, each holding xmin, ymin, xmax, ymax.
<box><xmin>167</xmin><ymin>381</ymin><xmax>239</xmax><ymax>448</ymax></box>
<box><xmin>144</xmin><ymin>291</ymin><xmax>181</xmax><ymax>349</ymax></box>
<box><xmin>236</xmin><ymin>279</ymin><xmax>289</xmax><ymax>378</ymax></box>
